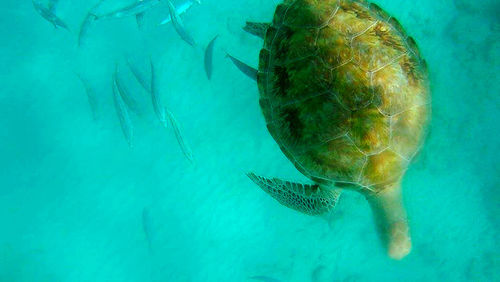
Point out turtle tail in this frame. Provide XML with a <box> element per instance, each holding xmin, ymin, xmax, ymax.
<box><xmin>365</xmin><ymin>183</ymin><xmax>411</xmax><ymax>260</ymax></box>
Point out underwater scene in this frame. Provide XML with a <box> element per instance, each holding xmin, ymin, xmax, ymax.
<box><xmin>0</xmin><ymin>0</ymin><xmax>498</xmax><ymax>281</ymax></box>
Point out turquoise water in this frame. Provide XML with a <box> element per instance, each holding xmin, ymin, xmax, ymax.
<box><xmin>0</xmin><ymin>0</ymin><xmax>498</xmax><ymax>281</ymax></box>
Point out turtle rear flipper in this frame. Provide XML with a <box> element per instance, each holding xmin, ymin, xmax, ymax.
<box><xmin>247</xmin><ymin>173</ymin><xmax>341</xmax><ymax>216</ymax></box>
<box><xmin>243</xmin><ymin>22</ymin><xmax>270</xmax><ymax>39</ymax></box>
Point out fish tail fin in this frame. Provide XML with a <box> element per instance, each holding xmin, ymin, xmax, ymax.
<box><xmin>222</xmin><ymin>47</ymin><xmax>232</xmax><ymax>59</ymax></box>
<box><xmin>89</xmin><ymin>12</ymin><xmax>99</xmax><ymax>20</ymax></box>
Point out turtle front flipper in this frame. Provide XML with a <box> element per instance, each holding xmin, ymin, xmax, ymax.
<box><xmin>243</xmin><ymin>22</ymin><xmax>270</xmax><ymax>39</ymax></box>
<box><xmin>247</xmin><ymin>173</ymin><xmax>341</xmax><ymax>216</ymax></box>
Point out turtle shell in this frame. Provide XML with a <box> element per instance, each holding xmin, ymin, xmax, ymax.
<box><xmin>258</xmin><ymin>0</ymin><xmax>430</xmax><ymax>191</ymax></box>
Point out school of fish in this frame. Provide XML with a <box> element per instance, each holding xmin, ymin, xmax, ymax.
<box><xmin>34</xmin><ymin>0</ymin><xmax>258</xmax><ymax>161</ymax></box>
<box><xmin>33</xmin><ymin>0</ymin><xmax>288</xmax><ymax>279</ymax></box>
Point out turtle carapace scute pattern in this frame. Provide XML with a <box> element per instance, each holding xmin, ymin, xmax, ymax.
<box><xmin>247</xmin><ymin>0</ymin><xmax>430</xmax><ymax>260</ymax></box>
<box><xmin>258</xmin><ymin>0</ymin><xmax>429</xmax><ymax>190</ymax></box>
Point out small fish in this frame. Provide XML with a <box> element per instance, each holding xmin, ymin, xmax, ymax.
<box><xmin>142</xmin><ymin>207</ymin><xmax>154</xmax><ymax>253</ymax></box>
<box><xmin>166</xmin><ymin>0</ymin><xmax>196</xmax><ymax>46</ymax></box>
<box><xmin>226</xmin><ymin>53</ymin><xmax>258</xmax><ymax>81</ymax></box>
<box><xmin>159</xmin><ymin>0</ymin><xmax>198</xmax><ymax>25</ymax></box>
<box><xmin>75</xmin><ymin>73</ymin><xmax>99</xmax><ymax>121</ymax></box>
<box><xmin>32</xmin><ymin>0</ymin><xmax>69</xmax><ymax>30</ymax></box>
<box><xmin>114</xmin><ymin>64</ymin><xmax>141</xmax><ymax>115</ymax></box>
<box><xmin>126</xmin><ymin>58</ymin><xmax>151</xmax><ymax>92</ymax></box>
<box><xmin>78</xmin><ymin>1</ymin><xmax>104</xmax><ymax>47</ymax></box>
<box><xmin>150</xmin><ymin>60</ymin><xmax>166</xmax><ymax>124</ymax></box>
<box><xmin>166</xmin><ymin>110</ymin><xmax>194</xmax><ymax>163</ymax></box>
<box><xmin>78</xmin><ymin>12</ymin><xmax>96</xmax><ymax>47</ymax></box>
<box><xmin>95</xmin><ymin>0</ymin><xmax>161</xmax><ymax>21</ymax></box>
<box><xmin>112</xmin><ymin>75</ymin><xmax>134</xmax><ymax>147</ymax></box>
<box><xmin>249</xmin><ymin>276</ymin><xmax>282</xmax><ymax>282</ymax></box>
<box><xmin>204</xmin><ymin>35</ymin><xmax>218</xmax><ymax>80</ymax></box>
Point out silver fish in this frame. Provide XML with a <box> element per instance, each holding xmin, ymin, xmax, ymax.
<box><xmin>204</xmin><ymin>35</ymin><xmax>218</xmax><ymax>80</ymax></box>
<box><xmin>150</xmin><ymin>60</ymin><xmax>166</xmax><ymax>124</ymax></box>
<box><xmin>75</xmin><ymin>73</ymin><xmax>99</xmax><ymax>121</ymax></box>
<box><xmin>78</xmin><ymin>12</ymin><xmax>96</xmax><ymax>47</ymax></box>
<box><xmin>142</xmin><ymin>207</ymin><xmax>154</xmax><ymax>253</ymax></box>
<box><xmin>226</xmin><ymin>53</ymin><xmax>257</xmax><ymax>81</ymax></box>
<box><xmin>95</xmin><ymin>0</ymin><xmax>161</xmax><ymax>21</ymax></box>
<box><xmin>112</xmin><ymin>74</ymin><xmax>134</xmax><ymax>147</ymax></box>
<box><xmin>166</xmin><ymin>110</ymin><xmax>194</xmax><ymax>163</ymax></box>
<box><xmin>78</xmin><ymin>1</ymin><xmax>105</xmax><ymax>47</ymax></box>
<box><xmin>32</xmin><ymin>0</ymin><xmax>69</xmax><ymax>30</ymax></box>
<box><xmin>114</xmin><ymin>64</ymin><xmax>141</xmax><ymax>115</ymax></box>
<box><xmin>126</xmin><ymin>58</ymin><xmax>151</xmax><ymax>92</ymax></box>
<box><xmin>159</xmin><ymin>0</ymin><xmax>198</xmax><ymax>25</ymax></box>
<box><xmin>166</xmin><ymin>0</ymin><xmax>195</xmax><ymax>46</ymax></box>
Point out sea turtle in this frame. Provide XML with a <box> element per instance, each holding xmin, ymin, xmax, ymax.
<box><xmin>244</xmin><ymin>0</ymin><xmax>430</xmax><ymax>259</ymax></box>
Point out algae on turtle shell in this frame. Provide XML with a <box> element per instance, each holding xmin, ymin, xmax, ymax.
<box><xmin>246</xmin><ymin>0</ymin><xmax>430</xmax><ymax>260</ymax></box>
